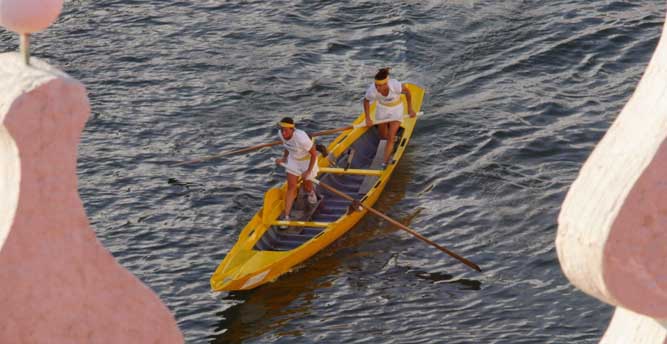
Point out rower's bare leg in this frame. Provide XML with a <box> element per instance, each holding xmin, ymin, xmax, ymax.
<box><xmin>303</xmin><ymin>179</ymin><xmax>314</xmax><ymax>194</ymax></box>
<box><xmin>377</xmin><ymin>122</ymin><xmax>388</xmax><ymax>140</ymax></box>
<box><xmin>284</xmin><ymin>173</ymin><xmax>298</xmax><ymax>218</ymax></box>
<box><xmin>384</xmin><ymin>121</ymin><xmax>400</xmax><ymax>164</ymax></box>
<box><xmin>303</xmin><ymin>178</ymin><xmax>318</xmax><ymax>204</ymax></box>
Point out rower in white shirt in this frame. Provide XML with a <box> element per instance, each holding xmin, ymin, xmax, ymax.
<box><xmin>363</xmin><ymin>68</ymin><xmax>416</xmax><ymax>169</ymax></box>
<box><xmin>274</xmin><ymin>117</ymin><xmax>319</xmax><ymax>226</ymax></box>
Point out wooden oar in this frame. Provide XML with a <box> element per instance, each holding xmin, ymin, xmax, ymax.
<box><xmin>281</xmin><ymin>164</ymin><xmax>482</xmax><ymax>272</ymax></box>
<box><xmin>174</xmin><ymin>112</ymin><xmax>423</xmax><ymax>166</ymax></box>
<box><xmin>173</xmin><ymin>127</ymin><xmax>351</xmax><ymax>166</ymax></box>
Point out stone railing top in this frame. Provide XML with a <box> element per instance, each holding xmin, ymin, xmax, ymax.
<box><xmin>0</xmin><ymin>52</ymin><xmax>71</xmax><ymax>120</ymax></box>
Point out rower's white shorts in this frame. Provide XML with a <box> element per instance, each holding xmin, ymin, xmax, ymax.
<box><xmin>286</xmin><ymin>155</ymin><xmax>319</xmax><ymax>180</ymax></box>
<box><xmin>375</xmin><ymin>103</ymin><xmax>404</xmax><ymax>122</ymax></box>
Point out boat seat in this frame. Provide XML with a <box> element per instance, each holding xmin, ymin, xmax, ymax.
<box><xmin>358</xmin><ymin>139</ymin><xmax>386</xmax><ymax>194</ymax></box>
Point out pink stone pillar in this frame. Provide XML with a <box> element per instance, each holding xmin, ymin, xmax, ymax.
<box><xmin>556</xmin><ymin>4</ymin><xmax>667</xmax><ymax>343</ymax></box>
<box><xmin>0</xmin><ymin>52</ymin><xmax>183</xmax><ymax>343</ymax></box>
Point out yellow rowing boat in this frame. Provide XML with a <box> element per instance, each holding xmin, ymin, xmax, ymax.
<box><xmin>211</xmin><ymin>84</ymin><xmax>425</xmax><ymax>291</ymax></box>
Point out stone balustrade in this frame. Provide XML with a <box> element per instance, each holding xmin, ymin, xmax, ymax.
<box><xmin>557</xmin><ymin>6</ymin><xmax>667</xmax><ymax>343</ymax></box>
<box><xmin>0</xmin><ymin>52</ymin><xmax>183</xmax><ymax>343</ymax></box>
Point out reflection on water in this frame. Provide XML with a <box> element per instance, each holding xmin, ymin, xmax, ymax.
<box><xmin>210</xmin><ymin>252</ymin><xmax>342</xmax><ymax>343</ymax></box>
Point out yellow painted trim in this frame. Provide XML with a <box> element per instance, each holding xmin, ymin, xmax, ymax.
<box><xmin>273</xmin><ymin>220</ymin><xmax>331</xmax><ymax>228</ymax></box>
<box><xmin>319</xmin><ymin>167</ymin><xmax>382</xmax><ymax>176</ymax></box>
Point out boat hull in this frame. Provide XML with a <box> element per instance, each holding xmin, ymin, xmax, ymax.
<box><xmin>211</xmin><ymin>84</ymin><xmax>425</xmax><ymax>291</ymax></box>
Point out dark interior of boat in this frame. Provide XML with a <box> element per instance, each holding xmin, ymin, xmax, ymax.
<box><xmin>254</xmin><ymin>126</ymin><xmax>405</xmax><ymax>252</ymax></box>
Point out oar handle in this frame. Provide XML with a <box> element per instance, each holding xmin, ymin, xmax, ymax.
<box><xmin>280</xmin><ymin>163</ymin><xmax>482</xmax><ymax>272</ymax></box>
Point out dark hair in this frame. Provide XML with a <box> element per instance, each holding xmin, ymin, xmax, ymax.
<box><xmin>375</xmin><ymin>68</ymin><xmax>391</xmax><ymax>80</ymax></box>
<box><xmin>280</xmin><ymin>117</ymin><xmax>294</xmax><ymax>125</ymax></box>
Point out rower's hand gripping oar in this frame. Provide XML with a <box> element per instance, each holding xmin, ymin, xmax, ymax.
<box><xmin>174</xmin><ymin>112</ymin><xmax>423</xmax><ymax>166</ymax></box>
<box><xmin>280</xmin><ymin>163</ymin><xmax>482</xmax><ymax>272</ymax></box>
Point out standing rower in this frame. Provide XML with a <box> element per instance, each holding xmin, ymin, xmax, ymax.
<box><xmin>274</xmin><ymin>117</ymin><xmax>319</xmax><ymax>225</ymax></box>
<box><xmin>363</xmin><ymin>68</ymin><xmax>416</xmax><ymax>168</ymax></box>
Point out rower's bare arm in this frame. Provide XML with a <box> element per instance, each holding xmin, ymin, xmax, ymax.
<box><xmin>363</xmin><ymin>98</ymin><xmax>372</xmax><ymax>126</ymax></box>
<box><xmin>302</xmin><ymin>145</ymin><xmax>318</xmax><ymax>178</ymax></box>
<box><xmin>275</xmin><ymin>149</ymin><xmax>289</xmax><ymax>165</ymax></box>
<box><xmin>402</xmin><ymin>84</ymin><xmax>416</xmax><ymax>117</ymax></box>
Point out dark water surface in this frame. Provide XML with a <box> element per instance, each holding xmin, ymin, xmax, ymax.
<box><xmin>1</xmin><ymin>1</ymin><xmax>664</xmax><ymax>343</ymax></box>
